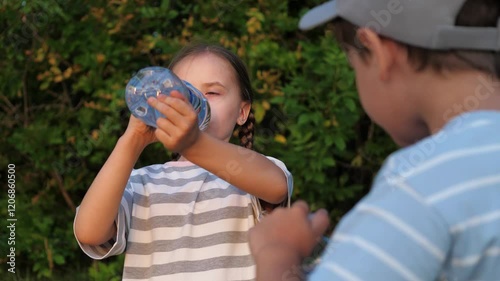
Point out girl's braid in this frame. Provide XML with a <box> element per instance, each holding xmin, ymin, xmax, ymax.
<box><xmin>238</xmin><ymin>109</ymin><xmax>255</xmax><ymax>150</ymax></box>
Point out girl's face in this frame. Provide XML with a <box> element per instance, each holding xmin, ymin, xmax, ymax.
<box><xmin>172</xmin><ymin>53</ymin><xmax>250</xmax><ymax>142</ymax></box>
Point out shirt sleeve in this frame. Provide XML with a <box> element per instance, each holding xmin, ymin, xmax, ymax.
<box><xmin>266</xmin><ymin>156</ymin><xmax>294</xmax><ymax>208</ymax></box>
<box><xmin>309</xmin><ymin>178</ymin><xmax>450</xmax><ymax>281</ymax></box>
<box><xmin>73</xmin><ymin>180</ymin><xmax>134</xmax><ymax>260</ymax></box>
<box><xmin>251</xmin><ymin>156</ymin><xmax>294</xmax><ymax>222</ymax></box>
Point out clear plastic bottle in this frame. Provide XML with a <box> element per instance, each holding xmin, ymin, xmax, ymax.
<box><xmin>125</xmin><ymin>66</ymin><xmax>211</xmax><ymax>130</ymax></box>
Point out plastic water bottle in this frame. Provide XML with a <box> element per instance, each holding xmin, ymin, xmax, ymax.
<box><xmin>125</xmin><ymin>66</ymin><xmax>211</xmax><ymax>130</ymax></box>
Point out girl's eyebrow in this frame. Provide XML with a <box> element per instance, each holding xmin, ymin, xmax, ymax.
<box><xmin>202</xmin><ymin>81</ymin><xmax>227</xmax><ymax>90</ymax></box>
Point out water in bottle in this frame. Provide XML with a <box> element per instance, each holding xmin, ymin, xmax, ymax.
<box><xmin>125</xmin><ymin>66</ymin><xmax>211</xmax><ymax>130</ymax></box>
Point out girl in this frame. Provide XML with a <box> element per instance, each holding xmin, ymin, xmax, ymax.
<box><xmin>73</xmin><ymin>43</ymin><xmax>293</xmax><ymax>281</ymax></box>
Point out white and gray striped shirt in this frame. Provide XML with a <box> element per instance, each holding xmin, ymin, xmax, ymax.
<box><xmin>75</xmin><ymin>156</ymin><xmax>293</xmax><ymax>281</ymax></box>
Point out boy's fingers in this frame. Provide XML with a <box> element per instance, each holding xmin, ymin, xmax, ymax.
<box><xmin>292</xmin><ymin>200</ymin><xmax>310</xmax><ymax>215</ymax></box>
<box><xmin>310</xmin><ymin>209</ymin><xmax>330</xmax><ymax>237</ymax></box>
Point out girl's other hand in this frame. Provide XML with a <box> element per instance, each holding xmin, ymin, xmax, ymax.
<box><xmin>147</xmin><ymin>91</ymin><xmax>201</xmax><ymax>153</ymax></box>
<box><xmin>123</xmin><ymin>115</ymin><xmax>158</xmax><ymax>149</ymax></box>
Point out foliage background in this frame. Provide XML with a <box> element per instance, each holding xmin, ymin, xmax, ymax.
<box><xmin>0</xmin><ymin>0</ymin><xmax>396</xmax><ymax>279</ymax></box>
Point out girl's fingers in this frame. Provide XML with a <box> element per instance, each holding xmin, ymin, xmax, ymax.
<box><xmin>154</xmin><ymin>118</ymin><xmax>173</xmax><ymax>141</ymax></box>
<box><xmin>147</xmin><ymin>97</ymin><xmax>183</xmax><ymax>127</ymax></box>
<box><xmin>148</xmin><ymin>94</ymin><xmax>196</xmax><ymax>128</ymax></box>
<box><xmin>154</xmin><ymin>127</ymin><xmax>170</xmax><ymax>147</ymax></box>
<box><xmin>161</xmin><ymin>91</ymin><xmax>194</xmax><ymax>118</ymax></box>
<box><xmin>168</xmin><ymin>90</ymin><xmax>188</xmax><ymax>102</ymax></box>
<box><xmin>147</xmin><ymin>96</ymin><xmax>171</xmax><ymax>117</ymax></box>
<box><xmin>155</xmin><ymin>116</ymin><xmax>175</xmax><ymax>136</ymax></box>
<box><xmin>147</xmin><ymin>92</ymin><xmax>200</xmax><ymax>152</ymax></box>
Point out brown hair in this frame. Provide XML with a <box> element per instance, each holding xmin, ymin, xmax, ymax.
<box><xmin>168</xmin><ymin>43</ymin><xmax>255</xmax><ymax>159</ymax></box>
<box><xmin>333</xmin><ymin>0</ymin><xmax>500</xmax><ymax>77</ymax></box>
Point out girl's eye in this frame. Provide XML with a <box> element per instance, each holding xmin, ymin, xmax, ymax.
<box><xmin>205</xmin><ymin>92</ymin><xmax>219</xmax><ymax>96</ymax></box>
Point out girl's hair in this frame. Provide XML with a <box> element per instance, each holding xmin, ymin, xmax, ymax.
<box><xmin>168</xmin><ymin>43</ymin><xmax>255</xmax><ymax>159</ymax></box>
<box><xmin>333</xmin><ymin>0</ymin><xmax>500</xmax><ymax>77</ymax></box>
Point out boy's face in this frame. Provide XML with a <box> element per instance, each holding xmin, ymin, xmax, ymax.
<box><xmin>346</xmin><ymin>33</ymin><xmax>428</xmax><ymax>146</ymax></box>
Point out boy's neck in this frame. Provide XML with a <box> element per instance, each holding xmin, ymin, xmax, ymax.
<box><xmin>416</xmin><ymin>70</ymin><xmax>500</xmax><ymax>134</ymax></box>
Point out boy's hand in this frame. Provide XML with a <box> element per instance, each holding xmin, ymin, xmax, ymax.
<box><xmin>249</xmin><ymin>201</ymin><xmax>330</xmax><ymax>262</ymax></box>
<box><xmin>147</xmin><ymin>91</ymin><xmax>200</xmax><ymax>153</ymax></box>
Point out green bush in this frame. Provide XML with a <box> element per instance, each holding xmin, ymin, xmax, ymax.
<box><xmin>0</xmin><ymin>0</ymin><xmax>396</xmax><ymax>279</ymax></box>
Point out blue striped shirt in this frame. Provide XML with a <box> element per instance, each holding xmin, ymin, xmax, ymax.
<box><xmin>310</xmin><ymin>111</ymin><xmax>500</xmax><ymax>281</ymax></box>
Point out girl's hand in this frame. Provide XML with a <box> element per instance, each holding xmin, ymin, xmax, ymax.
<box><xmin>123</xmin><ymin>115</ymin><xmax>158</xmax><ymax>149</ymax></box>
<box><xmin>249</xmin><ymin>201</ymin><xmax>330</xmax><ymax>261</ymax></box>
<box><xmin>147</xmin><ymin>91</ymin><xmax>200</xmax><ymax>153</ymax></box>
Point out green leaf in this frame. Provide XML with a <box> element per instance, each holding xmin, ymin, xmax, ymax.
<box><xmin>53</xmin><ymin>255</ymin><xmax>65</xmax><ymax>265</ymax></box>
<box><xmin>40</xmin><ymin>81</ymin><xmax>50</xmax><ymax>90</ymax></box>
<box><xmin>297</xmin><ymin>114</ymin><xmax>309</xmax><ymax>125</ymax></box>
<box><xmin>253</xmin><ymin>102</ymin><xmax>266</xmax><ymax>123</ymax></box>
<box><xmin>323</xmin><ymin>157</ymin><xmax>335</xmax><ymax>167</ymax></box>
<box><xmin>345</xmin><ymin>98</ymin><xmax>357</xmax><ymax>112</ymax></box>
<box><xmin>334</xmin><ymin>136</ymin><xmax>346</xmax><ymax>151</ymax></box>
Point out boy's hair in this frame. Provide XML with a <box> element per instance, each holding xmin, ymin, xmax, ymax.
<box><xmin>168</xmin><ymin>43</ymin><xmax>255</xmax><ymax>152</ymax></box>
<box><xmin>333</xmin><ymin>0</ymin><xmax>500</xmax><ymax>77</ymax></box>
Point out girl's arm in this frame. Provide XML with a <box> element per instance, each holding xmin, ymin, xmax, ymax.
<box><xmin>183</xmin><ymin>132</ymin><xmax>288</xmax><ymax>204</ymax></box>
<box><xmin>149</xmin><ymin>93</ymin><xmax>288</xmax><ymax>204</ymax></box>
<box><xmin>74</xmin><ymin>118</ymin><xmax>154</xmax><ymax>246</ymax></box>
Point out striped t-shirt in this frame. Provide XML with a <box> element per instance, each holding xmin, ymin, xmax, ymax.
<box><xmin>75</xmin><ymin>156</ymin><xmax>293</xmax><ymax>281</ymax></box>
<box><xmin>310</xmin><ymin>111</ymin><xmax>500</xmax><ymax>281</ymax></box>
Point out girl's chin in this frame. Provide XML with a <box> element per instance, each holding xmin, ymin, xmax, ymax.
<box><xmin>202</xmin><ymin>125</ymin><xmax>233</xmax><ymax>142</ymax></box>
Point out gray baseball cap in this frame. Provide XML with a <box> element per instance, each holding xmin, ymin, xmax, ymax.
<box><xmin>299</xmin><ymin>0</ymin><xmax>500</xmax><ymax>51</ymax></box>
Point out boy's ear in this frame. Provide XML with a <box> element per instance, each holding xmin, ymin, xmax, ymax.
<box><xmin>238</xmin><ymin>101</ymin><xmax>251</xmax><ymax>125</ymax></box>
<box><xmin>356</xmin><ymin>28</ymin><xmax>398</xmax><ymax>81</ymax></box>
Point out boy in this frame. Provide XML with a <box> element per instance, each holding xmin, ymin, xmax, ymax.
<box><xmin>249</xmin><ymin>0</ymin><xmax>500</xmax><ymax>280</ymax></box>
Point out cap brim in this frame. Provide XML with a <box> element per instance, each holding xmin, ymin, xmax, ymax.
<box><xmin>299</xmin><ymin>1</ymin><xmax>338</xmax><ymax>30</ymax></box>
